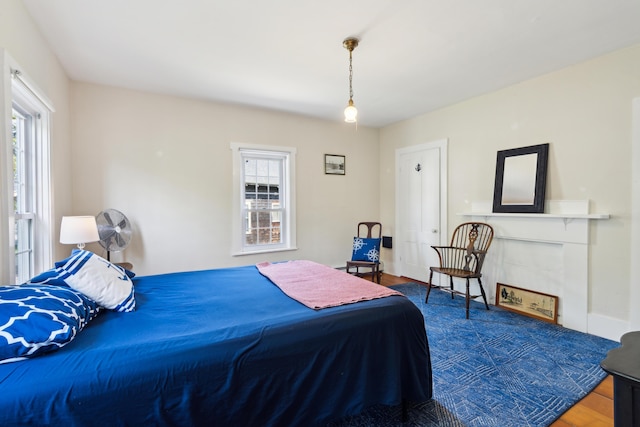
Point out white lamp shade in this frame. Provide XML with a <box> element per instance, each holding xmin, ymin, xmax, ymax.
<box><xmin>344</xmin><ymin>102</ymin><xmax>358</xmax><ymax>123</ymax></box>
<box><xmin>60</xmin><ymin>216</ymin><xmax>100</xmax><ymax>245</ymax></box>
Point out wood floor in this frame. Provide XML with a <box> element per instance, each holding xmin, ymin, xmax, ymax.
<box><xmin>378</xmin><ymin>272</ymin><xmax>615</xmax><ymax>427</ymax></box>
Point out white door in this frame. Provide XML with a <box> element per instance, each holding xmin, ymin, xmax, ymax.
<box><xmin>396</xmin><ymin>140</ymin><xmax>447</xmax><ymax>283</ymax></box>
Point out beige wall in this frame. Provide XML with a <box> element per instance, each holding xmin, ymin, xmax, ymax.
<box><xmin>0</xmin><ymin>0</ymin><xmax>72</xmax><ymax>282</ymax></box>
<box><xmin>381</xmin><ymin>45</ymin><xmax>640</xmax><ymax>334</ymax></box>
<box><xmin>70</xmin><ymin>83</ymin><xmax>379</xmax><ymax>275</ymax></box>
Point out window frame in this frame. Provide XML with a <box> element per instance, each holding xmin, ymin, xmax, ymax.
<box><xmin>0</xmin><ymin>51</ymin><xmax>54</xmax><ymax>284</ymax></box>
<box><xmin>230</xmin><ymin>142</ymin><xmax>297</xmax><ymax>256</ymax></box>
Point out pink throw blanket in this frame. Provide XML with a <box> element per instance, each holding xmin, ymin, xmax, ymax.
<box><xmin>256</xmin><ymin>260</ymin><xmax>402</xmax><ymax>309</ymax></box>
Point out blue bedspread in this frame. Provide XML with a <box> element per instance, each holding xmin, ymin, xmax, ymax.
<box><xmin>0</xmin><ymin>265</ymin><xmax>432</xmax><ymax>426</ymax></box>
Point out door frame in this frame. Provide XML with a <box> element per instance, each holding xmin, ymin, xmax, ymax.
<box><xmin>394</xmin><ymin>139</ymin><xmax>448</xmax><ymax>279</ymax></box>
<box><xmin>631</xmin><ymin>98</ymin><xmax>640</xmax><ymax>331</ymax></box>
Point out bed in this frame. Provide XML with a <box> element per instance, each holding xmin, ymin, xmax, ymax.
<box><xmin>0</xmin><ymin>260</ymin><xmax>432</xmax><ymax>426</ymax></box>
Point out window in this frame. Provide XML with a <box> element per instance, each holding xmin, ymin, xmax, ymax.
<box><xmin>12</xmin><ymin>106</ymin><xmax>36</xmax><ymax>284</ymax></box>
<box><xmin>231</xmin><ymin>143</ymin><xmax>296</xmax><ymax>255</ymax></box>
<box><xmin>1</xmin><ymin>56</ymin><xmax>54</xmax><ymax>284</ymax></box>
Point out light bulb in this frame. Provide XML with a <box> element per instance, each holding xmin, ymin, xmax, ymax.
<box><xmin>344</xmin><ymin>99</ymin><xmax>357</xmax><ymax>123</ymax></box>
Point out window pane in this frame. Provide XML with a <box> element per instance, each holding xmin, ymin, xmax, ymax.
<box><xmin>15</xmin><ymin>218</ymin><xmax>32</xmax><ymax>284</ymax></box>
<box><xmin>245</xmin><ymin>211</ymin><xmax>257</xmax><ymax>245</ymax></box>
<box><xmin>13</xmin><ymin>111</ymin><xmax>22</xmax><ymax>213</ymax></box>
<box><xmin>256</xmin><ymin>212</ymin><xmax>269</xmax><ymax>244</ymax></box>
<box><xmin>12</xmin><ymin>108</ymin><xmax>34</xmax><ymax>284</ymax></box>
<box><xmin>241</xmin><ymin>153</ymin><xmax>284</xmax><ymax>249</ymax></box>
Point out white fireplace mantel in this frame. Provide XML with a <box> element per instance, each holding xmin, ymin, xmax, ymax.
<box><xmin>459</xmin><ymin>200</ymin><xmax>608</xmax><ymax>333</ymax></box>
<box><xmin>460</xmin><ymin>200</ymin><xmax>609</xmax><ymax>220</ymax></box>
<box><xmin>459</xmin><ymin>211</ymin><xmax>609</xmax><ymax>220</ymax></box>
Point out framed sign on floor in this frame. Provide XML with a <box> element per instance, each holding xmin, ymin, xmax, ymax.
<box><xmin>496</xmin><ymin>283</ymin><xmax>558</xmax><ymax>324</ymax></box>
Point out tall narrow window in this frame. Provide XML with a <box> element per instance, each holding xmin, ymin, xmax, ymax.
<box><xmin>2</xmin><ymin>61</ymin><xmax>54</xmax><ymax>284</ymax></box>
<box><xmin>243</xmin><ymin>155</ymin><xmax>284</xmax><ymax>247</ymax></box>
<box><xmin>231</xmin><ymin>143</ymin><xmax>296</xmax><ymax>255</ymax></box>
<box><xmin>12</xmin><ymin>106</ymin><xmax>36</xmax><ymax>284</ymax></box>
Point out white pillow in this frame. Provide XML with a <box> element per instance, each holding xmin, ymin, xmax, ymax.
<box><xmin>55</xmin><ymin>250</ymin><xmax>135</xmax><ymax>312</ymax></box>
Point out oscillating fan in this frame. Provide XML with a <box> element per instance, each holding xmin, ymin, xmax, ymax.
<box><xmin>95</xmin><ymin>209</ymin><xmax>132</xmax><ymax>261</ymax></box>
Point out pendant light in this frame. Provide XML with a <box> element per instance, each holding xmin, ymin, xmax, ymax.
<box><xmin>343</xmin><ymin>37</ymin><xmax>359</xmax><ymax>123</ymax></box>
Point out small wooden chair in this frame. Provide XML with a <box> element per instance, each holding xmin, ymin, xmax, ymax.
<box><xmin>426</xmin><ymin>222</ymin><xmax>494</xmax><ymax>318</ymax></box>
<box><xmin>346</xmin><ymin>222</ymin><xmax>382</xmax><ymax>283</ymax></box>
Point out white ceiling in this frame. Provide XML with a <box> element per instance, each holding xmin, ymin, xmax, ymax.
<box><xmin>23</xmin><ymin>0</ymin><xmax>640</xmax><ymax>128</ymax></box>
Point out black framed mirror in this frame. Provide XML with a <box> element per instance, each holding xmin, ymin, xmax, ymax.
<box><xmin>492</xmin><ymin>143</ymin><xmax>549</xmax><ymax>213</ymax></box>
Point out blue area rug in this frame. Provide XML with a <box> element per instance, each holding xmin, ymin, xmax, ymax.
<box><xmin>330</xmin><ymin>283</ymin><xmax>619</xmax><ymax>427</ymax></box>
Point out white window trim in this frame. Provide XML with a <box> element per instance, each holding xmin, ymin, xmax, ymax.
<box><xmin>230</xmin><ymin>142</ymin><xmax>297</xmax><ymax>256</ymax></box>
<box><xmin>0</xmin><ymin>50</ymin><xmax>54</xmax><ymax>284</ymax></box>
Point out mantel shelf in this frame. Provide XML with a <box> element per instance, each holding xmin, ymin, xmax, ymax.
<box><xmin>458</xmin><ymin>212</ymin><xmax>610</xmax><ymax>220</ymax></box>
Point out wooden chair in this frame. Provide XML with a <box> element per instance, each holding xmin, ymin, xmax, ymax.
<box><xmin>346</xmin><ymin>222</ymin><xmax>382</xmax><ymax>283</ymax></box>
<box><xmin>426</xmin><ymin>222</ymin><xmax>494</xmax><ymax>319</ymax></box>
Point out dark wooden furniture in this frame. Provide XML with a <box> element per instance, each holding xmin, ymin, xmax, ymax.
<box><xmin>346</xmin><ymin>222</ymin><xmax>382</xmax><ymax>284</ymax></box>
<box><xmin>115</xmin><ymin>262</ymin><xmax>133</xmax><ymax>271</ymax></box>
<box><xmin>426</xmin><ymin>222</ymin><xmax>494</xmax><ymax>319</ymax></box>
<box><xmin>601</xmin><ymin>331</ymin><xmax>640</xmax><ymax>427</ymax></box>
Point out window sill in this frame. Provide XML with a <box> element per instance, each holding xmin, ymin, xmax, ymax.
<box><xmin>232</xmin><ymin>247</ymin><xmax>298</xmax><ymax>257</ymax></box>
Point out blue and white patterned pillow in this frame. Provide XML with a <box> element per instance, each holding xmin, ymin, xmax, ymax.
<box><xmin>26</xmin><ymin>267</ymin><xmax>70</xmax><ymax>287</ymax></box>
<box><xmin>351</xmin><ymin>237</ymin><xmax>381</xmax><ymax>262</ymax></box>
<box><xmin>54</xmin><ymin>250</ymin><xmax>135</xmax><ymax>312</ymax></box>
<box><xmin>0</xmin><ymin>284</ymin><xmax>101</xmax><ymax>364</ymax></box>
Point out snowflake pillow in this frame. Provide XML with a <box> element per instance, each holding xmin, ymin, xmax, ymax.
<box><xmin>351</xmin><ymin>237</ymin><xmax>381</xmax><ymax>262</ymax></box>
<box><xmin>0</xmin><ymin>284</ymin><xmax>101</xmax><ymax>364</ymax></box>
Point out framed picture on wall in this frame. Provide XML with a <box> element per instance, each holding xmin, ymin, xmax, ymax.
<box><xmin>325</xmin><ymin>154</ymin><xmax>345</xmax><ymax>175</ymax></box>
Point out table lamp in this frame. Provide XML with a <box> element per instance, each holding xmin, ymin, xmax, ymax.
<box><xmin>60</xmin><ymin>216</ymin><xmax>100</xmax><ymax>250</ymax></box>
